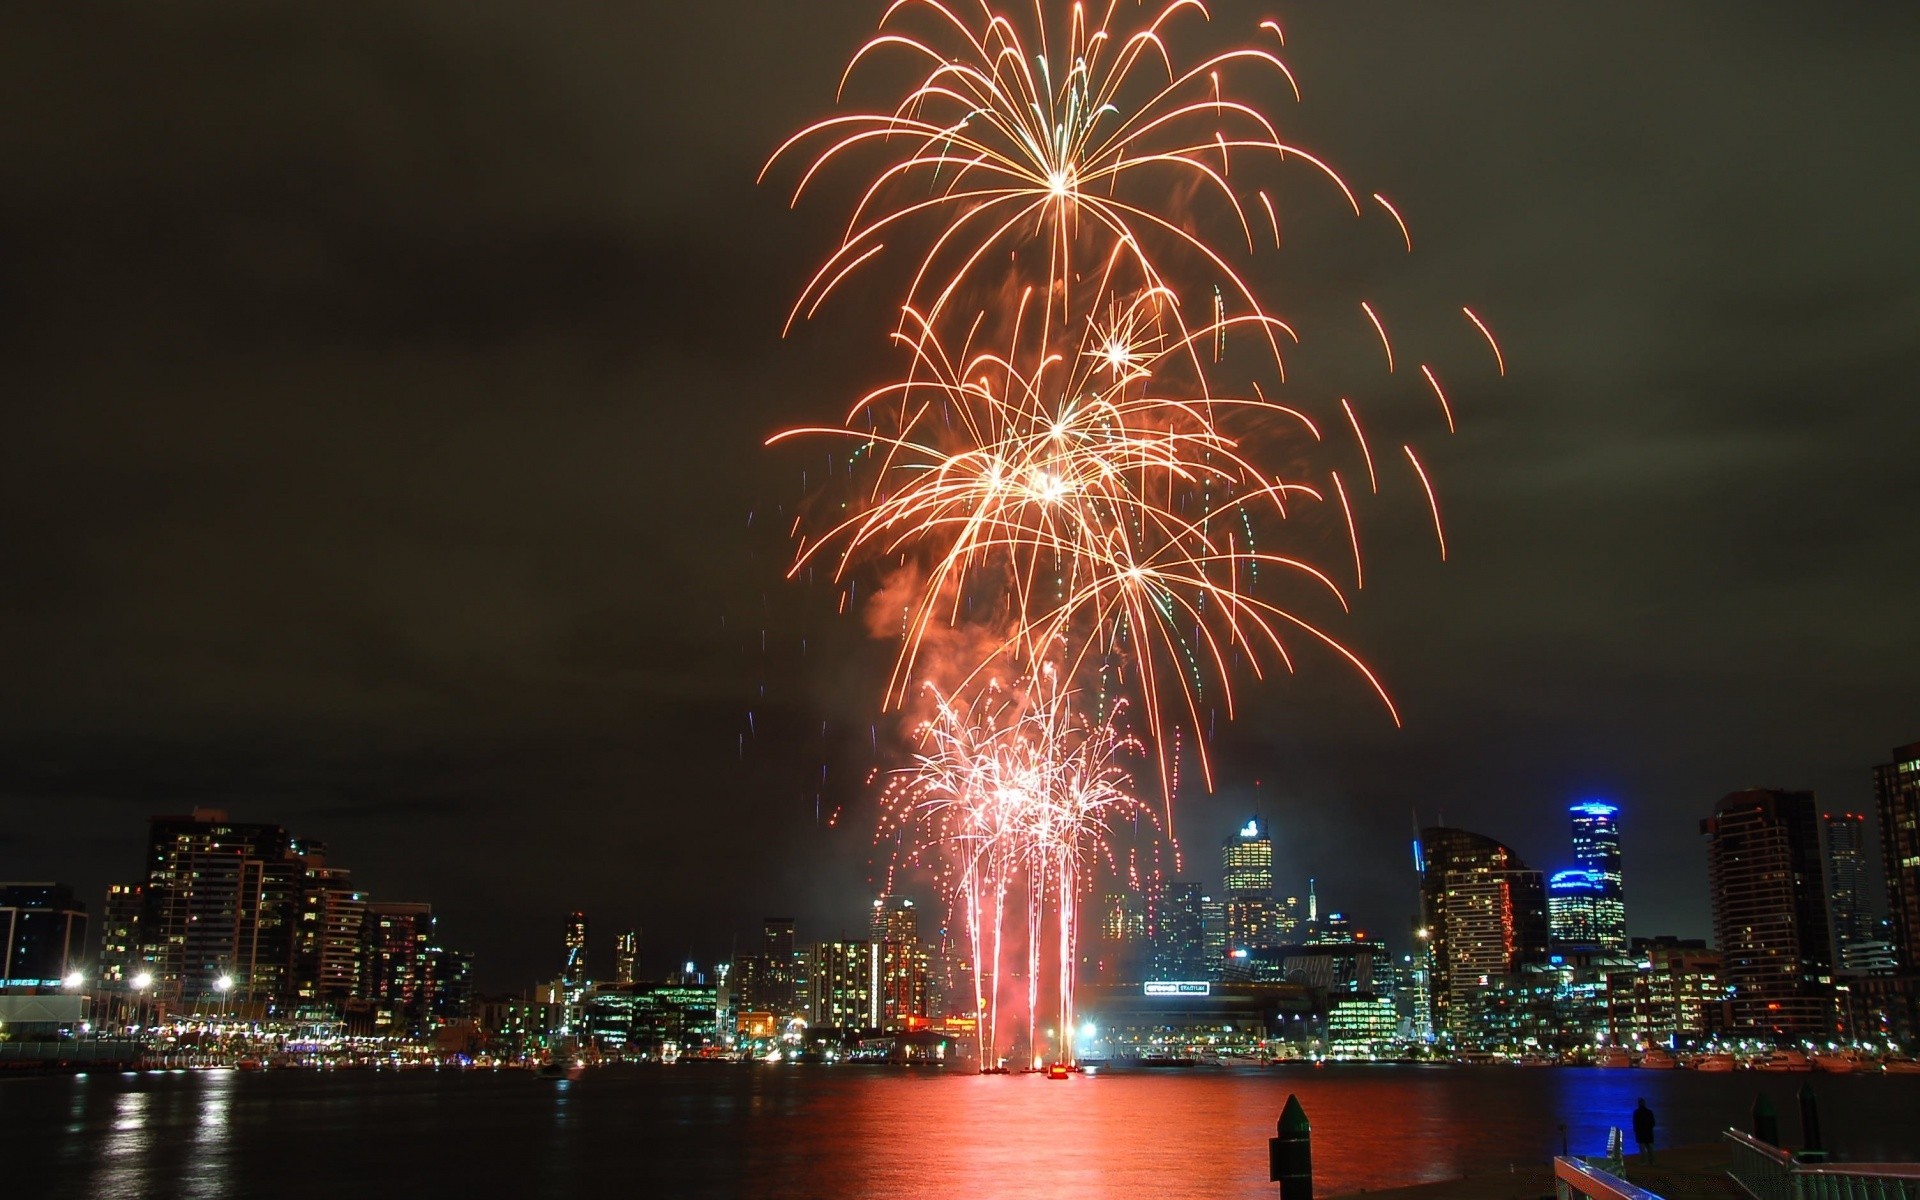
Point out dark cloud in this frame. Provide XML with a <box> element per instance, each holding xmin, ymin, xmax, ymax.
<box><xmin>2</xmin><ymin>2</ymin><xmax>1917</xmax><ymax>985</ymax></box>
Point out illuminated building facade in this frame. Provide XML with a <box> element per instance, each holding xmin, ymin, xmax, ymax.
<box><xmin>98</xmin><ymin>884</ymin><xmax>144</xmax><ymax>984</ymax></box>
<box><xmin>1419</xmin><ymin>826</ymin><xmax>1549</xmax><ymax>1039</ymax></box>
<box><xmin>809</xmin><ymin>939</ymin><xmax>872</xmax><ymax>1029</ymax></box>
<box><xmin>0</xmin><ymin>883</ymin><xmax>89</xmax><ymax>989</ymax></box>
<box><xmin>292</xmin><ymin>844</ymin><xmax>365</xmax><ymax>1003</ymax></box>
<box><xmin>1702</xmin><ymin>789</ymin><xmax>1835</xmax><ymax>1036</ymax></box>
<box><xmin>1605</xmin><ymin>939</ymin><xmax>1724</xmax><ymax>1046</ymax></box>
<box><xmin>1548</xmin><ymin>869</ymin><xmax>1607</xmax><ymax>949</ymax></box>
<box><xmin>562</xmin><ymin>911</ymin><xmax>589</xmax><ymax>993</ymax></box>
<box><xmin>1222</xmin><ymin>818</ymin><xmax>1278</xmax><ymax>958</ymax></box>
<box><xmin>1201</xmin><ymin>896</ymin><xmax>1227</xmax><ymax>978</ymax></box>
<box><xmin>1326</xmin><ymin>995</ymin><xmax>1399</xmax><ymax>1059</ymax></box>
<box><xmin>869</xmin><ymin>898</ymin><xmax>931</xmax><ymax>1029</ymax></box>
<box><xmin>1568</xmin><ymin>802</ymin><xmax>1628</xmax><ymax>951</ymax></box>
<box><xmin>1875</xmin><ymin>743</ymin><xmax>1920</xmax><ymax>972</ymax></box>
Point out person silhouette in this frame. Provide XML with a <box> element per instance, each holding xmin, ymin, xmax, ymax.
<box><xmin>1632</xmin><ymin>1098</ymin><xmax>1657</xmax><ymax>1163</ymax></box>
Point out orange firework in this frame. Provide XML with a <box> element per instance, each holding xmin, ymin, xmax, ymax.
<box><xmin>762</xmin><ymin>0</ymin><xmax>1361</xmax><ymax>353</ymax></box>
<box><xmin>770</xmin><ymin>280</ymin><xmax>1399</xmax><ymax>795</ymax></box>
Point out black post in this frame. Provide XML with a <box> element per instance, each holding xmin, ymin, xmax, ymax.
<box><xmin>1752</xmin><ymin>1093</ymin><xmax>1779</xmax><ymax>1147</ymax></box>
<box><xmin>1269</xmin><ymin>1093</ymin><xmax>1313</xmax><ymax>1200</ymax></box>
<box><xmin>1558</xmin><ymin>1123</ymin><xmax>1569</xmax><ymax>1158</ymax></box>
<box><xmin>1797</xmin><ymin>1083</ymin><xmax>1823</xmax><ymax>1157</ymax></box>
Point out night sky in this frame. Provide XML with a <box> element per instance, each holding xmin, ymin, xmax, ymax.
<box><xmin>4</xmin><ymin>3</ymin><xmax>1918</xmax><ymax>990</ymax></box>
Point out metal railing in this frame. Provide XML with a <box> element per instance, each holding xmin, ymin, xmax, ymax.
<box><xmin>1726</xmin><ymin>1130</ymin><xmax>1920</xmax><ymax>1200</ymax></box>
<box><xmin>1555</xmin><ymin>1156</ymin><xmax>1664</xmax><ymax>1200</ymax></box>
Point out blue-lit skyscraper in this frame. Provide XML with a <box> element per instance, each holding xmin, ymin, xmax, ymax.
<box><xmin>1567</xmin><ymin>802</ymin><xmax>1627</xmax><ymax>951</ymax></box>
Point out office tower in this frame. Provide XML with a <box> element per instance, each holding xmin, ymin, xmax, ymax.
<box><xmin>0</xmin><ymin>883</ymin><xmax>89</xmax><ymax>988</ymax></box>
<box><xmin>1320</xmin><ymin>911</ymin><xmax>1354</xmax><ymax>944</ymax></box>
<box><xmin>1547</xmin><ymin>869</ymin><xmax>1607</xmax><ymax>949</ymax></box>
<box><xmin>1151</xmin><ymin>880</ymin><xmax>1206</xmax><ymax>980</ymax></box>
<box><xmin>1824</xmin><ymin>812</ymin><xmax>1873</xmax><ymax>972</ymax></box>
<box><xmin>1221</xmin><ymin>818</ymin><xmax>1276</xmax><ymax>957</ymax></box>
<box><xmin>744</xmin><ymin>917</ymin><xmax>799</xmax><ymax>1018</ymax></box>
<box><xmin>142</xmin><ymin>809</ymin><xmax>298</xmax><ymax>1004</ymax></box>
<box><xmin>615</xmin><ymin>930</ymin><xmax>639</xmax><ymax>985</ymax></box>
<box><xmin>1702</xmin><ymin>789</ymin><xmax>1835</xmax><ymax>1035</ymax></box>
<box><xmin>809</xmin><ymin>940</ymin><xmax>872</xmax><ymax>1029</ymax></box>
<box><xmin>98</xmin><ymin>884</ymin><xmax>145</xmax><ymax>983</ymax></box>
<box><xmin>1418</xmin><ymin>826</ymin><xmax>1549</xmax><ymax>1038</ymax></box>
<box><xmin>1874</xmin><ymin>743</ymin><xmax>1920</xmax><ymax>971</ymax></box>
<box><xmin>1200</xmin><ymin>896</ymin><xmax>1227</xmax><ymax>977</ymax></box>
<box><xmin>1568</xmin><ymin>802</ymin><xmax>1628</xmax><ymax>951</ymax></box>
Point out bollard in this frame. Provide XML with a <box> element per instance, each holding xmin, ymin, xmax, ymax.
<box><xmin>1797</xmin><ymin>1083</ymin><xmax>1823</xmax><ymax>1158</ymax></box>
<box><xmin>1752</xmin><ymin>1093</ymin><xmax>1779</xmax><ymax>1147</ymax></box>
<box><xmin>1269</xmin><ymin>1093</ymin><xmax>1313</xmax><ymax>1200</ymax></box>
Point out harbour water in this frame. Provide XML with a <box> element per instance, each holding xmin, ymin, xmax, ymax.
<box><xmin>6</xmin><ymin>1064</ymin><xmax>1917</xmax><ymax>1199</ymax></box>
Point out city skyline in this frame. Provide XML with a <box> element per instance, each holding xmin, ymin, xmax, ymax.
<box><xmin>2</xmin><ymin>3</ymin><xmax>1918</xmax><ymax>989</ymax></box>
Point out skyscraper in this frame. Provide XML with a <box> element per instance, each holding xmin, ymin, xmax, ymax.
<box><xmin>1702</xmin><ymin>789</ymin><xmax>1835</xmax><ymax>1036</ymax></box>
<box><xmin>809</xmin><ymin>940</ymin><xmax>872</xmax><ymax>1029</ymax></box>
<box><xmin>615</xmin><ymin>930</ymin><xmax>639</xmax><ymax>985</ymax></box>
<box><xmin>1547</xmin><ymin>869</ymin><xmax>1607</xmax><ymax>949</ymax></box>
<box><xmin>1567</xmin><ymin>802</ymin><xmax>1627</xmax><ymax>951</ymax></box>
<box><xmin>1824</xmin><ymin>811</ymin><xmax>1873</xmax><ymax>972</ymax></box>
<box><xmin>1418</xmin><ymin>826</ymin><xmax>1549</xmax><ymax>1038</ymax></box>
<box><xmin>1221</xmin><ymin>818</ymin><xmax>1276</xmax><ymax>957</ymax></box>
<box><xmin>1151</xmin><ymin>880</ymin><xmax>1207</xmax><ymax>980</ymax></box>
<box><xmin>1874</xmin><ymin>743</ymin><xmax>1920</xmax><ymax>972</ymax></box>
<box><xmin>98</xmin><ymin>883</ymin><xmax>145</xmax><ymax>984</ymax></box>
<box><xmin>869</xmin><ymin>898</ymin><xmax>930</xmax><ymax>1029</ymax></box>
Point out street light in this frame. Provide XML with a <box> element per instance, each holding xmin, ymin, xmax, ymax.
<box><xmin>214</xmin><ymin>975</ymin><xmax>233</xmax><ymax>994</ymax></box>
<box><xmin>63</xmin><ymin>970</ymin><xmax>85</xmax><ymax>990</ymax></box>
<box><xmin>132</xmin><ymin>972</ymin><xmax>153</xmax><ymax>990</ymax></box>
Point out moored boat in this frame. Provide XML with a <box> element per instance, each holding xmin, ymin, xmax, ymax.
<box><xmin>1811</xmin><ymin>1052</ymin><xmax>1857</xmax><ymax>1074</ymax></box>
<box><xmin>1595</xmin><ymin>1048</ymin><xmax>1632</xmax><ymax>1068</ymax></box>
<box><xmin>1692</xmin><ymin>1053</ymin><xmax>1736</xmax><ymax>1072</ymax></box>
<box><xmin>1753</xmin><ymin>1050</ymin><xmax>1812</xmax><ymax>1072</ymax></box>
<box><xmin>1637</xmin><ymin>1049</ymin><xmax>1679</xmax><ymax>1069</ymax></box>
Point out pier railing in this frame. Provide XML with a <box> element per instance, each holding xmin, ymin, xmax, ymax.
<box><xmin>1554</xmin><ymin>1156</ymin><xmax>1663</xmax><ymax>1200</ymax></box>
<box><xmin>1726</xmin><ymin>1130</ymin><xmax>1920</xmax><ymax>1200</ymax></box>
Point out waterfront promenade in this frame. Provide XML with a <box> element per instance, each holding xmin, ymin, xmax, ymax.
<box><xmin>1329</xmin><ymin>1145</ymin><xmax>1736</xmax><ymax>1199</ymax></box>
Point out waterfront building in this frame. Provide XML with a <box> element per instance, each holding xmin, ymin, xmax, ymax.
<box><xmin>1568</xmin><ymin>802</ymin><xmax>1628</xmax><ymax>951</ymax></box>
<box><xmin>870</xmin><ymin>898</ymin><xmax>930</xmax><ymax>1029</ymax></box>
<box><xmin>1874</xmin><ymin>742</ymin><xmax>1920</xmax><ymax>972</ymax></box>
<box><xmin>1470</xmin><ymin>956</ymin><xmax>1618</xmax><ymax>1053</ymax></box>
<box><xmin>291</xmin><ymin>845</ymin><xmax>365</xmax><ymax>1003</ymax></box>
<box><xmin>614</xmin><ymin>930</ymin><xmax>639</xmax><ymax>985</ymax></box>
<box><xmin>810</xmin><ymin>939</ymin><xmax>871</xmax><ymax>1029</ymax></box>
<box><xmin>141</xmin><ymin>809</ymin><xmax>299</xmax><ymax>1005</ymax></box>
<box><xmin>1605</xmin><ymin>938</ymin><xmax>1724</xmax><ymax>1046</ymax></box>
<box><xmin>1326</xmin><ymin>995</ymin><xmax>1398</xmax><ymax>1059</ymax></box>
<box><xmin>1222</xmin><ymin>818</ymin><xmax>1278</xmax><ymax>957</ymax></box>
<box><xmin>1418</xmin><ymin>826</ymin><xmax>1549</xmax><ymax>1039</ymax></box>
<box><xmin>1151</xmin><ymin>880</ymin><xmax>1207</xmax><ymax>981</ymax></box>
<box><xmin>0</xmin><ymin>883</ymin><xmax>89</xmax><ymax>989</ymax></box>
<box><xmin>1077</xmin><ymin>980</ymin><xmax>1315</xmax><ymax>1059</ymax></box>
<box><xmin>97</xmin><ymin>883</ymin><xmax>144</xmax><ymax>984</ymax></box>
<box><xmin>1702</xmin><ymin>789</ymin><xmax>1836</xmax><ymax>1037</ymax></box>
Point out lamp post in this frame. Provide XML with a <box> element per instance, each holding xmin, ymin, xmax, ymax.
<box><xmin>131</xmin><ymin>972</ymin><xmax>154</xmax><ymax>1038</ymax></box>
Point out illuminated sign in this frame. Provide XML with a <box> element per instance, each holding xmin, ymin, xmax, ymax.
<box><xmin>1144</xmin><ymin>981</ymin><xmax>1212</xmax><ymax>996</ymax></box>
<box><xmin>1240</xmin><ymin>820</ymin><xmax>1261</xmax><ymax>838</ymax></box>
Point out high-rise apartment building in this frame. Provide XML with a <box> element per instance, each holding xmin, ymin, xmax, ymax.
<box><xmin>1418</xmin><ymin>826</ymin><xmax>1549</xmax><ymax>1038</ymax></box>
<box><xmin>1568</xmin><ymin>802</ymin><xmax>1627</xmax><ymax>951</ymax></box>
<box><xmin>0</xmin><ymin>883</ymin><xmax>89</xmax><ymax>988</ymax></box>
<box><xmin>1823</xmin><ymin>811</ymin><xmax>1874</xmax><ymax>972</ymax></box>
<box><xmin>1702</xmin><ymin>789</ymin><xmax>1835</xmax><ymax>1036</ymax></box>
<box><xmin>1548</xmin><ymin>869</ymin><xmax>1607</xmax><ymax>948</ymax></box>
<box><xmin>98</xmin><ymin>884</ymin><xmax>145</xmax><ymax>984</ymax></box>
<box><xmin>291</xmin><ymin>842</ymin><xmax>365</xmax><ymax>1003</ymax></box>
<box><xmin>1222</xmin><ymin>818</ymin><xmax>1277</xmax><ymax>957</ymax></box>
<box><xmin>809</xmin><ymin>940</ymin><xmax>872</xmax><ymax>1029</ymax></box>
<box><xmin>1873</xmin><ymin>743</ymin><xmax>1920</xmax><ymax>972</ymax></box>
<box><xmin>562</xmin><ymin>912</ymin><xmax>589</xmax><ymax>990</ymax></box>
<box><xmin>142</xmin><ymin>809</ymin><xmax>298</xmax><ymax>1004</ymax></box>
